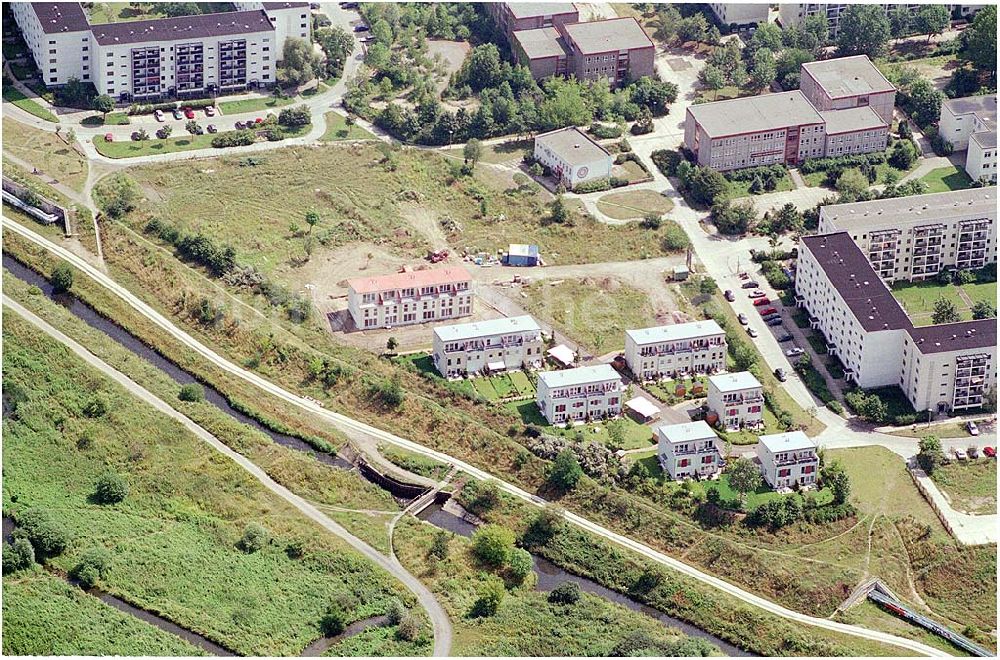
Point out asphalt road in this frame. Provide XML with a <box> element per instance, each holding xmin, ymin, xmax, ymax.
<box><xmin>3</xmin><ymin>214</ymin><xmax>949</xmax><ymax>657</ymax></box>
<box><xmin>1</xmin><ymin>295</ymin><xmax>454</xmax><ymax>657</ymax></box>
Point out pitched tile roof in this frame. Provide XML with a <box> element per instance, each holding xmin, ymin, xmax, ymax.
<box><xmin>347</xmin><ymin>266</ymin><xmax>471</xmax><ymax>295</ymax></box>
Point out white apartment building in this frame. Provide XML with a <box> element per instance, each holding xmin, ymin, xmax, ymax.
<box><xmin>757</xmin><ymin>431</ymin><xmax>819</xmax><ymax>489</ymax></box>
<box><xmin>939</xmin><ymin>95</ymin><xmax>997</xmax><ymax>150</ymax></box>
<box><xmin>533</xmin><ymin>126</ymin><xmax>613</xmax><ymax>189</ymax></box>
<box><xmin>778</xmin><ymin>4</ymin><xmax>921</xmax><ymax>39</ymax></box>
<box><xmin>432</xmin><ymin>315</ymin><xmax>543</xmax><ymax>379</ymax></box>
<box><xmin>657</xmin><ymin>421</ymin><xmax>722</xmax><ymax>481</ymax></box>
<box><xmin>12</xmin><ymin>2</ymin><xmax>309</xmax><ymax>99</ymax></box>
<box><xmin>800</xmin><ymin>56</ymin><xmax>896</xmax><ymax>124</ymax></box>
<box><xmin>536</xmin><ymin>364</ymin><xmax>624</xmax><ymax>425</ymax></box>
<box><xmin>817</xmin><ymin>188</ymin><xmax>998</xmax><ymax>282</ymax></box>
<box><xmin>797</xmin><ymin>232</ymin><xmax>996</xmax><ymax>413</ymax></box>
<box><xmin>967</xmin><ymin>128</ymin><xmax>997</xmax><ymax>183</ymax></box>
<box><xmin>347</xmin><ymin>267</ymin><xmax>473</xmax><ymax>330</ymax></box>
<box><xmin>707</xmin><ymin>372</ymin><xmax>764</xmax><ymax>430</ymax></box>
<box><xmin>624</xmin><ymin>320</ymin><xmax>727</xmax><ymax>382</ymax></box>
<box><xmin>708</xmin><ymin>3</ymin><xmax>770</xmax><ymax>27</ymax></box>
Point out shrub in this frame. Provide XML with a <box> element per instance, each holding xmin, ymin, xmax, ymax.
<box><xmin>14</xmin><ymin>508</ymin><xmax>70</xmax><ymax>559</ymax></box>
<box><xmin>212</xmin><ymin>130</ymin><xmax>256</xmax><ymax>148</ymax></box>
<box><xmin>723</xmin><ymin>164</ymin><xmax>786</xmax><ymax>183</ymax></box>
<box><xmin>278</xmin><ymin>104</ymin><xmax>311</xmax><ymax>127</ymax></box>
<box><xmin>470</xmin><ymin>577</ymin><xmax>505</xmax><ymax>617</ymax></box>
<box><xmin>51</xmin><ymin>263</ymin><xmax>74</xmax><ymax>293</ymax></box>
<box><xmin>178</xmin><ymin>382</ymin><xmax>205</xmax><ymax>402</ymax></box>
<box><xmin>396</xmin><ymin>611</ymin><xmax>422</xmax><ymax>641</ymax></box>
<box><xmin>640</xmin><ymin>213</ymin><xmax>662</xmax><ymax>230</ymax></box>
<box><xmin>650</xmin><ymin>149</ymin><xmax>684</xmax><ymax>177</ymax></box>
<box><xmin>82</xmin><ymin>397</ymin><xmax>108</xmax><ymax>418</ymax></box>
<box><xmin>548</xmin><ymin>581</ymin><xmax>581</xmax><ymax>605</ymax></box>
<box><xmin>826</xmin><ymin>400</ymin><xmax>844</xmax><ymax>414</ymax></box>
<box><xmin>573</xmin><ymin>178</ymin><xmax>611</xmax><ymax>194</ymax></box>
<box><xmin>609</xmin><ymin>176</ymin><xmax>629</xmax><ymax>188</ymax></box>
<box><xmin>548</xmin><ymin>448</ymin><xmax>583</xmax><ymax>490</ymax></box>
<box><xmin>799</xmin><ymin>151</ymin><xmax>887</xmax><ymax>174</ymax></box>
<box><xmin>320</xmin><ymin>603</ymin><xmax>346</xmax><ymax>636</ymax></box>
<box><xmin>93</xmin><ymin>472</ymin><xmax>129</xmax><ymax>504</ymax></box>
<box><xmin>471</xmin><ymin>524</ymin><xmax>515</xmax><ymax>566</ymax></box>
<box><xmin>238</xmin><ymin>523</ymin><xmax>269</xmax><ymax>553</ymax></box>
<box><xmin>508</xmin><ymin>548</ymin><xmax>534</xmax><ymax>583</ymax></box>
<box><xmin>70</xmin><ymin>547</ymin><xmax>111</xmax><ymax>589</ymax></box>
<box><xmin>589</xmin><ymin>122</ymin><xmax>623</xmax><ymax>139</ymax></box>
<box><xmin>2</xmin><ymin>538</ymin><xmax>35</xmax><ymax>574</ymax></box>
<box><xmin>430</xmin><ymin>529</ymin><xmax>450</xmax><ymax>560</ymax></box>
<box><xmin>386</xmin><ymin>598</ymin><xmax>406</xmax><ymax>625</ymax></box>
<box><xmin>917</xmin><ymin>435</ymin><xmax>943</xmax><ymax>474</ymax></box>
<box><xmin>369</xmin><ymin>376</ymin><xmax>404</xmax><ymax>408</ymax></box>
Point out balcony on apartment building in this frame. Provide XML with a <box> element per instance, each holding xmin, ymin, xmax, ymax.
<box><xmin>639</xmin><ymin>341</ymin><xmax>720</xmax><ymax>357</ymax></box>
<box><xmin>551</xmin><ymin>384</ymin><xmax>622</xmax><ymax>400</ymax></box>
<box><xmin>444</xmin><ymin>337</ymin><xmax>537</xmax><ymax>353</ymax></box>
<box><xmin>773</xmin><ymin>451</ymin><xmax>817</xmax><ymax>466</ymax></box>
<box><xmin>672</xmin><ymin>442</ymin><xmax>718</xmax><ymax>456</ymax></box>
<box><xmin>722</xmin><ymin>391</ymin><xmax>763</xmax><ymax>404</ymax></box>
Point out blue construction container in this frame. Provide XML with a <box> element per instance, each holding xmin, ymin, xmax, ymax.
<box><xmin>504</xmin><ymin>244</ymin><xmax>540</xmax><ymax>267</ymax></box>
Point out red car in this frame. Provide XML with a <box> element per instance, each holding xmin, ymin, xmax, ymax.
<box><xmin>183</xmin><ymin>107</ymin><xmax>195</xmax><ymax>119</ymax></box>
<box><xmin>759</xmin><ymin>307</ymin><xmax>777</xmax><ymax>316</ymax></box>
<box><xmin>752</xmin><ymin>297</ymin><xmax>771</xmax><ymax>306</ymax></box>
<box><xmin>984</xmin><ymin>446</ymin><xmax>996</xmax><ymax>458</ymax></box>
<box><xmin>255</xmin><ymin>117</ymin><xmax>264</xmax><ymax>124</ymax></box>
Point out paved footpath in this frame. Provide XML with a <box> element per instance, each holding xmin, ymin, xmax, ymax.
<box><xmin>3</xmin><ymin>294</ymin><xmax>454</xmax><ymax>657</ymax></box>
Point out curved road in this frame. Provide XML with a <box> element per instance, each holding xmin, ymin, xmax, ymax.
<box><xmin>2</xmin><ymin>295</ymin><xmax>453</xmax><ymax>657</ymax></box>
<box><xmin>2</xmin><ymin>215</ymin><xmax>949</xmax><ymax>657</ymax></box>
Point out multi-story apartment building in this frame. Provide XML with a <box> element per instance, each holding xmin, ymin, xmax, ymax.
<box><xmin>796</xmin><ymin>232</ymin><xmax>996</xmax><ymax>413</ymax></box>
<box><xmin>757</xmin><ymin>431</ymin><xmax>819</xmax><ymax>489</ymax></box>
<box><xmin>532</xmin><ymin>127</ymin><xmax>613</xmax><ymax>189</ymax></box>
<box><xmin>707</xmin><ymin>372</ymin><xmax>764</xmax><ymax>430</ymax></box>
<box><xmin>817</xmin><ymin>189</ymin><xmax>998</xmax><ymax>282</ymax></box>
<box><xmin>487</xmin><ymin>2</ymin><xmax>579</xmax><ymax>42</ymax></box>
<box><xmin>800</xmin><ymin>56</ymin><xmax>896</xmax><ymax>124</ymax></box>
<box><xmin>491</xmin><ymin>2</ymin><xmax>654</xmax><ymax>87</ymax></box>
<box><xmin>940</xmin><ymin>95</ymin><xmax>998</xmax><ymax>183</ymax></box>
<box><xmin>347</xmin><ymin>267</ymin><xmax>473</xmax><ymax>330</ymax></box>
<box><xmin>657</xmin><ymin>421</ymin><xmax>722</xmax><ymax>481</ymax></box>
<box><xmin>624</xmin><ymin>320</ymin><xmax>727</xmax><ymax>382</ymax></box>
<box><xmin>536</xmin><ymin>364</ymin><xmax>624</xmax><ymax>425</ymax></box>
<box><xmin>12</xmin><ymin>2</ymin><xmax>307</xmax><ymax>99</ymax></box>
<box><xmin>432</xmin><ymin>315</ymin><xmax>543</xmax><ymax>379</ymax></box>
<box><xmin>708</xmin><ymin>3</ymin><xmax>770</xmax><ymax>28</ymax></box>
<box><xmin>778</xmin><ymin>4</ymin><xmax>921</xmax><ymax>38</ymax></box>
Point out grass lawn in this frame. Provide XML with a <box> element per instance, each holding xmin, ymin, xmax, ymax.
<box><xmin>726</xmin><ymin>172</ymin><xmax>795</xmax><ymax>199</ymax></box>
<box><xmin>2</xmin><ymin>315</ymin><xmax>409</xmax><ymax>656</ymax></box>
<box><xmin>595</xmin><ymin>189</ymin><xmax>674</xmax><ymax>220</ymax></box>
<box><xmin>645</xmin><ymin>376</ymin><xmax>708</xmax><ymax>404</ymax></box>
<box><xmin>86</xmin><ymin>2</ymin><xmax>234</xmax><ymax>23</ymax></box>
<box><xmin>505</xmin><ymin>400</ymin><xmax>656</xmax><ymax>450</ymax></box>
<box><xmin>930</xmin><ymin>459</ymin><xmax>997</xmax><ymax>515</ymax></box>
<box><xmin>321</xmin><ymin>622</ymin><xmax>430</xmax><ymax>657</ymax></box>
<box><xmin>93</xmin><ymin>124</ymin><xmax>309</xmax><ymax>158</ymax></box>
<box><xmin>2</xmin><ymin>573</ymin><xmax>206</xmax><ymax>656</ymax></box>
<box><xmin>2</xmin><ymin>78</ymin><xmax>58</xmax><ymax>122</ymax></box>
<box><xmin>889</xmin><ymin>422</ymin><xmax>976</xmax><ymax>439</ymax></box>
<box><xmin>443</xmin><ymin>139</ymin><xmax>533</xmax><ymax>164</ymax></box>
<box><xmin>2</xmin><ymin>117</ymin><xmax>88</xmax><ymax>192</ymax></box>
<box><xmin>890</xmin><ymin>279</ymin><xmax>997</xmax><ymax>325</ymax></box>
<box><xmin>379</xmin><ymin>444</ymin><xmax>450</xmax><ymax>482</ymax></box>
<box><xmin>521</xmin><ymin>277</ymin><xmax>655</xmax><ymax>353</ymax></box>
<box><xmin>918</xmin><ymin>165</ymin><xmax>974</xmax><ymax>193</ymax></box>
<box><xmin>82</xmin><ymin>112</ymin><xmax>130</xmax><ymax>126</ymax></box>
<box><xmin>320</xmin><ymin>112</ymin><xmax>376</xmax><ymax>141</ymax></box>
<box><xmin>218</xmin><ymin>95</ymin><xmax>294</xmax><ymax>115</ymax></box>
<box><xmin>695</xmin><ymin>85</ymin><xmax>750</xmax><ymax>103</ymax></box>
<box><xmin>393</xmin><ymin>517</ymin><xmax>704</xmax><ymax>656</ymax></box>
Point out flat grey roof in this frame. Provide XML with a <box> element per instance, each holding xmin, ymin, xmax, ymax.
<box><xmin>625</xmin><ymin>320</ymin><xmax>725</xmax><ymax>345</ymax></box>
<box><xmin>800</xmin><ymin>232</ymin><xmax>996</xmax><ymax>353</ymax></box>
<box><xmin>561</xmin><ymin>17</ymin><xmax>652</xmax><ymax>54</ymax></box>
<box><xmin>513</xmin><ymin>26</ymin><xmax>570</xmax><ymax>60</ymax></box>
<box><xmin>506</xmin><ymin>2</ymin><xmax>578</xmax><ymax>19</ymax></box>
<box><xmin>758</xmin><ymin>431</ymin><xmax>816</xmax><ymax>453</ymax></box>
<box><xmin>92</xmin><ymin>9</ymin><xmax>273</xmax><ymax>45</ymax></box>
<box><xmin>972</xmin><ymin>129</ymin><xmax>998</xmax><ymax>150</ymax></box>
<box><xmin>819</xmin><ymin>107</ymin><xmax>886</xmax><ymax>134</ymax></box>
<box><xmin>819</xmin><ymin>188</ymin><xmax>997</xmax><ymax>230</ymax></box>
<box><xmin>537</xmin><ymin>364</ymin><xmax>621</xmax><ymax>388</ymax></box>
<box><xmin>657</xmin><ymin>421</ymin><xmax>717</xmax><ymax>445</ymax></box>
<box><xmin>534</xmin><ymin>126</ymin><xmax>611</xmax><ymax>165</ymax></box>
<box><xmin>31</xmin><ymin>2</ymin><xmax>89</xmax><ymax>33</ymax></box>
<box><xmin>708</xmin><ymin>371</ymin><xmax>762</xmax><ymax>392</ymax></box>
<box><xmin>943</xmin><ymin>94</ymin><xmax>997</xmax><ymax>121</ymax></box>
<box><xmin>687</xmin><ymin>91</ymin><xmax>823</xmax><ymax>137</ymax></box>
<box><xmin>434</xmin><ymin>316</ymin><xmax>540</xmax><ymax>342</ymax></box>
<box><xmin>801</xmin><ymin>55</ymin><xmax>895</xmax><ymax>98</ymax></box>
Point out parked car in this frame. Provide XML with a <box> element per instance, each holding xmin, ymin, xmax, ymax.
<box><xmin>172</xmin><ymin>108</ymin><xmax>183</xmax><ymax>120</ymax></box>
<box><xmin>967</xmin><ymin>421</ymin><xmax>980</xmax><ymax>436</ymax></box>
<box><xmin>183</xmin><ymin>107</ymin><xmax>195</xmax><ymax>119</ymax></box>
<box><xmin>955</xmin><ymin>447</ymin><xmax>968</xmax><ymax>460</ymax></box>
<box><xmin>748</xmin><ymin>290</ymin><xmax>766</xmax><ymax>298</ymax></box>
<box><xmin>752</xmin><ymin>297</ymin><xmax>771</xmax><ymax>306</ymax></box>
<box><xmin>206</xmin><ymin>124</ymin><xmax>218</xmax><ymax>133</ymax></box>
<box><xmin>205</xmin><ymin>106</ymin><xmax>216</xmax><ymax>117</ymax></box>
<box><xmin>762</xmin><ymin>313</ymin><xmax>781</xmax><ymax>322</ymax></box>
<box><xmin>969</xmin><ymin>446</ymin><xmax>980</xmax><ymax>459</ymax></box>
<box><xmin>785</xmin><ymin>347</ymin><xmax>805</xmax><ymax>357</ymax></box>
<box><xmin>737</xmin><ymin>313</ymin><xmax>748</xmax><ymax>326</ymax></box>
<box><xmin>741</xmin><ymin>280</ymin><xmax>759</xmax><ymax>289</ymax></box>
<box><xmin>759</xmin><ymin>307</ymin><xmax>777</xmax><ymax>316</ymax></box>
<box><xmin>254</xmin><ymin>117</ymin><xmax>264</xmax><ymax>124</ymax></box>
<box><xmin>353</xmin><ymin>23</ymin><xmax>369</xmax><ymax>32</ymax></box>
<box><xmin>154</xmin><ymin>109</ymin><xmax>164</xmax><ymax>122</ymax></box>
<box><xmin>776</xmin><ymin>333</ymin><xmax>793</xmax><ymax>342</ymax></box>
<box><xmin>130</xmin><ymin>131</ymin><xmax>142</xmax><ymax>141</ymax></box>
<box><xmin>774</xmin><ymin>368</ymin><xmax>787</xmax><ymax>382</ymax></box>
<box><xmin>766</xmin><ymin>317</ymin><xmax>784</xmax><ymax>327</ymax></box>
<box><xmin>724</xmin><ymin>290</ymin><xmax>735</xmax><ymax>302</ymax></box>
<box><xmin>984</xmin><ymin>446</ymin><xmax>996</xmax><ymax>458</ymax></box>
<box><xmin>235</xmin><ymin>121</ymin><xmax>246</xmax><ymax>129</ymax></box>
<box><xmin>746</xmin><ymin>327</ymin><xmax>759</xmax><ymax>338</ymax></box>
<box><xmin>104</xmin><ymin>132</ymin><xmax>114</xmax><ymax>142</ymax></box>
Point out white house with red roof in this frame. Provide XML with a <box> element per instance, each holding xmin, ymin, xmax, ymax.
<box><xmin>346</xmin><ymin>266</ymin><xmax>473</xmax><ymax>330</ymax></box>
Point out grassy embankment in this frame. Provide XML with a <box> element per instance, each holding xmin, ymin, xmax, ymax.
<box><xmin>2</xmin><ymin>118</ymin><xmax>88</xmax><ymax>191</ymax></box>
<box><xmin>930</xmin><ymin>459</ymin><xmax>997</xmax><ymax>515</ymax></box>
<box><xmin>2</xmin><ymin>77</ymin><xmax>58</xmax><ymax>122</ymax></box>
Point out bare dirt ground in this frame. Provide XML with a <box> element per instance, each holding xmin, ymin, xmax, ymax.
<box><xmin>426</xmin><ymin>39</ymin><xmax>471</xmax><ymax>93</ymax></box>
<box><xmin>399</xmin><ymin>204</ymin><xmax>449</xmax><ymax>251</ymax></box>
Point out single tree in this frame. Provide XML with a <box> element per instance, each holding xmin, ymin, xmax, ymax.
<box><xmin>463</xmin><ymin>138</ymin><xmax>483</xmax><ymax>168</ymax></box>
<box><xmin>971</xmin><ymin>300</ymin><xmax>996</xmax><ymax>320</ymax></box>
<box><xmin>548</xmin><ymin>581</ymin><xmax>581</xmax><ymax>605</ymax></box>
<box><xmin>932</xmin><ymin>296</ymin><xmax>961</xmax><ymax>324</ymax></box>
<box><xmin>914</xmin><ymin>4</ymin><xmax>949</xmax><ymax>42</ymax></box>
<box><xmin>93</xmin><ymin>94</ymin><xmax>115</xmax><ymax>118</ymax></box>
<box><xmin>319</xmin><ymin>603</ymin><xmax>346</xmax><ymax>636</ymax></box>
<box><xmin>238</xmin><ymin>522</ymin><xmax>269</xmax><ymax>553</ymax></box>
<box><xmin>917</xmin><ymin>435</ymin><xmax>943</xmax><ymax>474</ymax></box>
<box><xmin>888</xmin><ymin>5</ymin><xmax>912</xmax><ymax>39</ymax></box>
<box><xmin>548</xmin><ymin>448</ymin><xmax>583</xmax><ymax>490</ymax></box>
<box><xmin>305</xmin><ymin>209</ymin><xmax>320</xmax><ymax>233</ymax></box>
<box><xmin>51</xmin><ymin>263</ymin><xmax>74</xmax><ymax>293</ymax></box>
<box><xmin>14</xmin><ymin>508</ymin><xmax>70</xmax><ymax>559</ymax></box>
<box><xmin>836</xmin><ymin>4</ymin><xmax>891</xmax><ymax>58</ymax></box>
<box><xmin>907</xmin><ymin>78</ymin><xmax>944</xmax><ymax>127</ymax></box>
<box><xmin>471</xmin><ymin>577</ymin><xmax>505</xmax><ymax>617</ymax></box>
<box><xmin>548</xmin><ymin>195</ymin><xmax>569</xmax><ymax>224</ymax></box>
<box><xmin>728</xmin><ymin>457</ymin><xmax>763</xmax><ymax>506</ymax></box>
<box><xmin>508</xmin><ymin>548</ymin><xmax>533</xmax><ymax>584</ymax></box>
<box><xmin>279</xmin><ymin>37</ymin><xmax>324</xmax><ymax>86</ymax></box>
<box><xmin>429</xmin><ymin>529</ymin><xmax>450</xmax><ymax>560</ymax></box>
<box><xmin>185</xmin><ymin>119</ymin><xmax>201</xmax><ymax>135</ymax></box>
<box><xmin>93</xmin><ymin>472</ymin><xmax>129</xmax><ymax>504</ymax></box>
<box><xmin>386</xmin><ymin>336</ymin><xmax>399</xmax><ymax>352</ymax></box>
<box><xmin>961</xmin><ymin>6</ymin><xmax>996</xmax><ymax>81</ymax></box>
<box><xmin>701</xmin><ymin>65</ymin><xmax>726</xmax><ymax>100</ymax></box>
<box><xmin>606</xmin><ymin>418</ymin><xmax>626</xmax><ymax>451</ymax></box>
<box><xmin>821</xmin><ymin>460</ymin><xmax>851</xmax><ymax>504</ymax></box>
<box><xmin>748</xmin><ymin>48</ymin><xmax>777</xmax><ymax>93</ymax></box>
<box><xmin>471</xmin><ymin>524</ymin><xmax>515</xmax><ymax>566</ymax></box>
<box><xmin>2</xmin><ymin>538</ymin><xmax>35</xmax><ymax>575</ymax></box>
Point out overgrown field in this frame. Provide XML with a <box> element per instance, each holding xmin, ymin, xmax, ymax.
<box><xmin>930</xmin><ymin>459</ymin><xmax>997</xmax><ymax>515</ymax></box>
<box><xmin>2</xmin><ymin>117</ymin><xmax>88</xmax><ymax>191</ymax></box>
<box><xmin>2</xmin><ymin>573</ymin><xmax>205</xmax><ymax>656</ymax></box>
<box><xmin>1</xmin><ymin>314</ymin><xmax>410</xmax><ymax>655</ymax></box>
